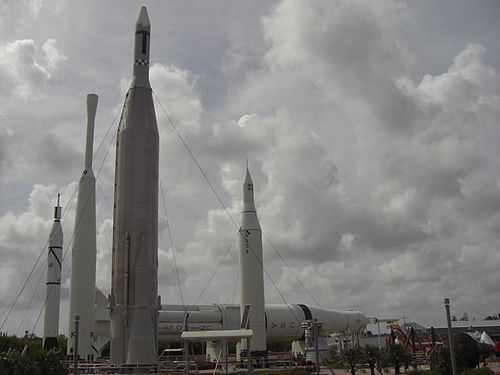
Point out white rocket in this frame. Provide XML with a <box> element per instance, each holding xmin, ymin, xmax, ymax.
<box><xmin>67</xmin><ymin>94</ymin><xmax>98</xmax><ymax>360</ymax></box>
<box><xmin>109</xmin><ymin>6</ymin><xmax>159</xmax><ymax>365</ymax></box>
<box><xmin>42</xmin><ymin>195</ymin><xmax>63</xmax><ymax>349</ymax></box>
<box><xmin>239</xmin><ymin>167</ymin><xmax>267</xmax><ymax>354</ymax></box>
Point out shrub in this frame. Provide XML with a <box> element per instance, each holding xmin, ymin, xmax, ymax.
<box><xmin>0</xmin><ymin>347</ymin><xmax>68</xmax><ymax>375</ymax></box>
<box><xmin>407</xmin><ymin>370</ymin><xmax>442</xmax><ymax>375</ymax></box>
<box><xmin>459</xmin><ymin>368</ymin><xmax>493</xmax><ymax>375</ymax></box>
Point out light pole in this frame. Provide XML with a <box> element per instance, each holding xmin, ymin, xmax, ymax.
<box><xmin>444</xmin><ymin>298</ymin><xmax>457</xmax><ymax>375</ymax></box>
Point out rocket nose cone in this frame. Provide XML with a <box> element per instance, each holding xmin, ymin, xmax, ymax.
<box><xmin>244</xmin><ymin>168</ymin><xmax>253</xmax><ymax>185</ymax></box>
<box><xmin>137</xmin><ymin>6</ymin><xmax>150</xmax><ymax>28</ymax></box>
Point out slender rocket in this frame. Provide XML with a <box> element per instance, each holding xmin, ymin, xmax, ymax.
<box><xmin>109</xmin><ymin>6</ymin><xmax>159</xmax><ymax>364</ymax></box>
<box><xmin>42</xmin><ymin>195</ymin><xmax>63</xmax><ymax>349</ymax></box>
<box><xmin>239</xmin><ymin>166</ymin><xmax>267</xmax><ymax>354</ymax></box>
<box><xmin>68</xmin><ymin>93</ymin><xmax>98</xmax><ymax>360</ymax></box>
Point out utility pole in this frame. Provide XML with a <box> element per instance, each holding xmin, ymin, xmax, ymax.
<box><xmin>444</xmin><ymin>298</ymin><xmax>457</xmax><ymax>375</ymax></box>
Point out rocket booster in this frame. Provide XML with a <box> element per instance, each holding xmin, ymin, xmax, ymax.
<box><xmin>110</xmin><ymin>6</ymin><xmax>159</xmax><ymax>364</ymax></box>
<box><xmin>42</xmin><ymin>195</ymin><xmax>63</xmax><ymax>349</ymax></box>
<box><xmin>239</xmin><ymin>167</ymin><xmax>267</xmax><ymax>352</ymax></box>
<box><xmin>67</xmin><ymin>93</ymin><xmax>98</xmax><ymax>360</ymax></box>
<box><xmin>131</xmin><ymin>6</ymin><xmax>151</xmax><ymax>89</ymax></box>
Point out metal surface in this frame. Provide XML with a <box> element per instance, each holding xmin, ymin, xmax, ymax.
<box><xmin>239</xmin><ymin>167</ymin><xmax>267</xmax><ymax>352</ymax></box>
<box><xmin>444</xmin><ymin>298</ymin><xmax>458</xmax><ymax>375</ymax></box>
<box><xmin>68</xmin><ymin>93</ymin><xmax>98</xmax><ymax>360</ymax></box>
<box><xmin>42</xmin><ymin>196</ymin><xmax>63</xmax><ymax>349</ymax></box>
<box><xmin>158</xmin><ymin>303</ymin><xmax>368</xmax><ymax>342</ymax></box>
<box><xmin>109</xmin><ymin>6</ymin><xmax>159</xmax><ymax>365</ymax></box>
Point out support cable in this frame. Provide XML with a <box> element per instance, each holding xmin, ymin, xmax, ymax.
<box><xmin>31</xmin><ymin>124</ymin><xmax>117</xmax><ymax>335</ymax></box>
<box><xmin>262</xmin><ymin>230</ymin><xmax>351</xmax><ymax>328</ymax></box>
<box><xmin>159</xmin><ymin>178</ymin><xmax>185</xmax><ymax>310</ymax></box>
<box><xmin>153</xmin><ymin>92</ymin><xmax>300</xmax><ymax>322</ymax></box>
<box><xmin>193</xmin><ymin>231</ymin><xmax>238</xmax><ymax>305</ymax></box>
<box><xmin>29</xmin><ymin>106</ymin><xmax>120</xmax><ymax>335</ymax></box>
<box><xmin>15</xmin><ymin>262</ymin><xmax>45</xmax><ymax>336</ymax></box>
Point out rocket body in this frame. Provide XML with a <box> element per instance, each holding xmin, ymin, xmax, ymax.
<box><xmin>42</xmin><ymin>200</ymin><xmax>63</xmax><ymax>349</ymax></box>
<box><xmin>239</xmin><ymin>168</ymin><xmax>267</xmax><ymax>353</ymax></box>
<box><xmin>110</xmin><ymin>6</ymin><xmax>159</xmax><ymax>364</ymax></box>
<box><xmin>68</xmin><ymin>94</ymin><xmax>98</xmax><ymax>360</ymax></box>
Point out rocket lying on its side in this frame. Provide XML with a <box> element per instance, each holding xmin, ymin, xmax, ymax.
<box><xmin>239</xmin><ymin>167</ymin><xmax>267</xmax><ymax>354</ymax></box>
<box><xmin>109</xmin><ymin>6</ymin><xmax>159</xmax><ymax>365</ymax></box>
<box><xmin>42</xmin><ymin>195</ymin><xmax>63</xmax><ymax>349</ymax></box>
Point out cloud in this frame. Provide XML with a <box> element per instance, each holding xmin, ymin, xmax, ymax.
<box><xmin>0</xmin><ymin>182</ymin><xmax>76</xmax><ymax>334</ymax></box>
<box><xmin>0</xmin><ymin>39</ymin><xmax>66</xmax><ymax>99</ymax></box>
<box><xmin>1</xmin><ymin>0</ymin><xmax>500</xmax><ymax>336</ymax></box>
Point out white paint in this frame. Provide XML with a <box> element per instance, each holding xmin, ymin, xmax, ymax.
<box><xmin>67</xmin><ymin>93</ymin><xmax>98</xmax><ymax>360</ymax></box>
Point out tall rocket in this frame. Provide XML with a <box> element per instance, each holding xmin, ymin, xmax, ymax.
<box><xmin>42</xmin><ymin>195</ymin><xmax>63</xmax><ymax>349</ymax></box>
<box><xmin>239</xmin><ymin>167</ymin><xmax>267</xmax><ymax>354</ymax></box>
<box><xmin>68</xmin><ymin>94</ymin><xmax>98</xmax><ymax>360</ymax></box>
<box><xmin>109</xmin><ymin>6</ymin><xmax>159</xmax><ymax>364</ymax></box>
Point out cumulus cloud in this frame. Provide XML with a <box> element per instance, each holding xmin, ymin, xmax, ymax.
<box><xmin>0</xmin><ymin>39</ymin><xmax>66</xmax><ymax>99</ymax></box>
<box><xmin>148</xmin><ymin>0</ymin><xmax>500</xmax><ymax>322</ymax></box>
<box><xmin>1</xmin><ymin>0</ymin><xmax>500</xmax><ymax>336</ymax></box>
<box><xmin>0</xmin><ymin>182</ymin><xmax>76</xmax><ymax>334</ymax></box>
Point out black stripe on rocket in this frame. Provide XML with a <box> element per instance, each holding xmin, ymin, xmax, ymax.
<box><xmin>135</xmin><ymin>30</ymin><xmax>150</xmax><ymax>55</ymax></box>
<box><xmin>49</xmin><ymin>247</ymin><xmax>62</xmax><ymax>269</ymax></box>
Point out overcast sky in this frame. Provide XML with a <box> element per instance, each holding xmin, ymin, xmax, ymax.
<box><xmin>0</xmin><ymin>0</ymin><xmax>499</xmax><ymax>337</ymax></box>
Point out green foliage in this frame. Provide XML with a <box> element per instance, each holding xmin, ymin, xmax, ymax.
<box><xmin>430</xmin><ymin>346</ymin><xmax>453</xmax><ymax>375</ymax></box>
<box><xmin>0</xmin><ymin>347</ymin><xmax>68</xmax><ymax>375</ymax></box>
<box><xmin>57</xmin><ymin>335</ymin><xmax>67</xmax><ymax>351</ymax></box>
<box><xmin>255</xmin><ymin>369</ymin><xmax>313</xmax><ymax>375</ymax></box>
<box><xmin>407</xmin><ymin>371</ymin><xmax>444</xmax><ymax>375</ymax></box>
<box><xmin>0</xmin><ymin>335</ymin><xmax>68</xmax><ymax>375</ymax></box>
<box><xmin>459</xmin><ymin>368</ymin><xmax>493</xmax><ymax>375</ymax></box>
<box><xmin>383</xmin><ymin>344</ymin><xmax>411</xmax><ymax>375</ymax></box>
<box><xmin>32</xmin><ymin>349</ymin><xmax>68</xmax><ymax>375</ymax></box>
<box><xmin>407</xmin><ymin>369</ymin><xmax>493</xmax><ymax>375</ymax></box>
<box><xmin>363</xmin><ymin>346</ymin><xmax>382</xmax><ymax>375</ymax></box>
<box><xmin>430</xmin><ymin>344</ymin><xmax>476</xmax><ymax>375</ymax></box>
<box><xmin>341</xmin><ymin>346</ymin><xmax>364</xmax><ymax>375</ymax></box>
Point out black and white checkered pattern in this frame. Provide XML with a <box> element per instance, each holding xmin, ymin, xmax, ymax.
<box><xmin>135</xmin><ymin>59</ymin><xmax>149</xmax><ymax>66</ymax></box>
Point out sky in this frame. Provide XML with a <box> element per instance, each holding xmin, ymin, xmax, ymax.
<box><xmin>0</xmin><ymin>0</ymin><xmax>499</xmax><ymax>338</ymax></box>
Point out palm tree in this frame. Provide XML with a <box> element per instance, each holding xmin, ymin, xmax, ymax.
<box><xmin>363</xmin><ymin>346</ymin><xmax>382</xmax><ymax>375</ymax></box>
<box><xmin>341</xmin><ymin>346</ymin><xmax>364</xmax><ymax>375</ymax></box>
<box><xmin>384</xmin><ymin>344</ymin><xmax>411</xmax><ymax>375</ymax></box>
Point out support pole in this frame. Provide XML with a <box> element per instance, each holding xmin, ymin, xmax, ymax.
<box><xmin>314</xmin><ymin>319</ymin><xmax>320</xmax><ymax>375</ymax></box>
<box><xmin>73</xmin><ymin>315</ymin><xmax>80</xmax><ymax>375</ymax></box>
<box><xmin>444</xmin><ymin>298</ymin><xmax>457</xmax><ymax>375</ymax></box>
<box><xmin>247</xmin><ymin>337</ymin><xmax>252</xmax><ymax>375</ymax></box>
<box><xmin>377</xmin><ymin>320</ymin><xmax>381</xmax><ymax>349</ymax></box>
<box><xmin>183</xmin><ymin>313</ymin><xmax>190</xmax><ymax>375</ymax></box>
<box><xmin>225</xmin><ymin>340</ymin><xmax>228</xmax><ymax>375</ymax></box>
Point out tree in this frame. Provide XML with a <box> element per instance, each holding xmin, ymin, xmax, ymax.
<box><xmin>383</xmin><ymin>344</ymin><xmax>411</xmax><ymax>375</ymax></box>
<box><xmin>341</xmin><ymin>347</ymin><xmax>364</xmax><ymax>375</ymax></box>
<box><xmin>363</xmin><ymin>346</ymin><xmax>382</xmax><ymax>375</ymax></box>
<box><xmin>0</xmin><ymin>343</ymin><xmax>68</xmax><ymax>375</ymax></box>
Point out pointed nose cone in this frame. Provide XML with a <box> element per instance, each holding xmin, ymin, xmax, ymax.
<box><xmin>243</xmin><ymin>167</ymin><xmax>255</xmax><ymax>211</ymax></box>
<box><xmin>131</xmin><ymin>6</ymin><xmax>151</xmax><ymax>89</ymax></box>
<box><xmin>244</xmin><ymin>167</ymin><xmax>253</xmax><ymax>186</ymax></box>
<box><xmin>136</xmin><ymin>6</ymin><xmax>150</xmax><ymax>29</ymax></box>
